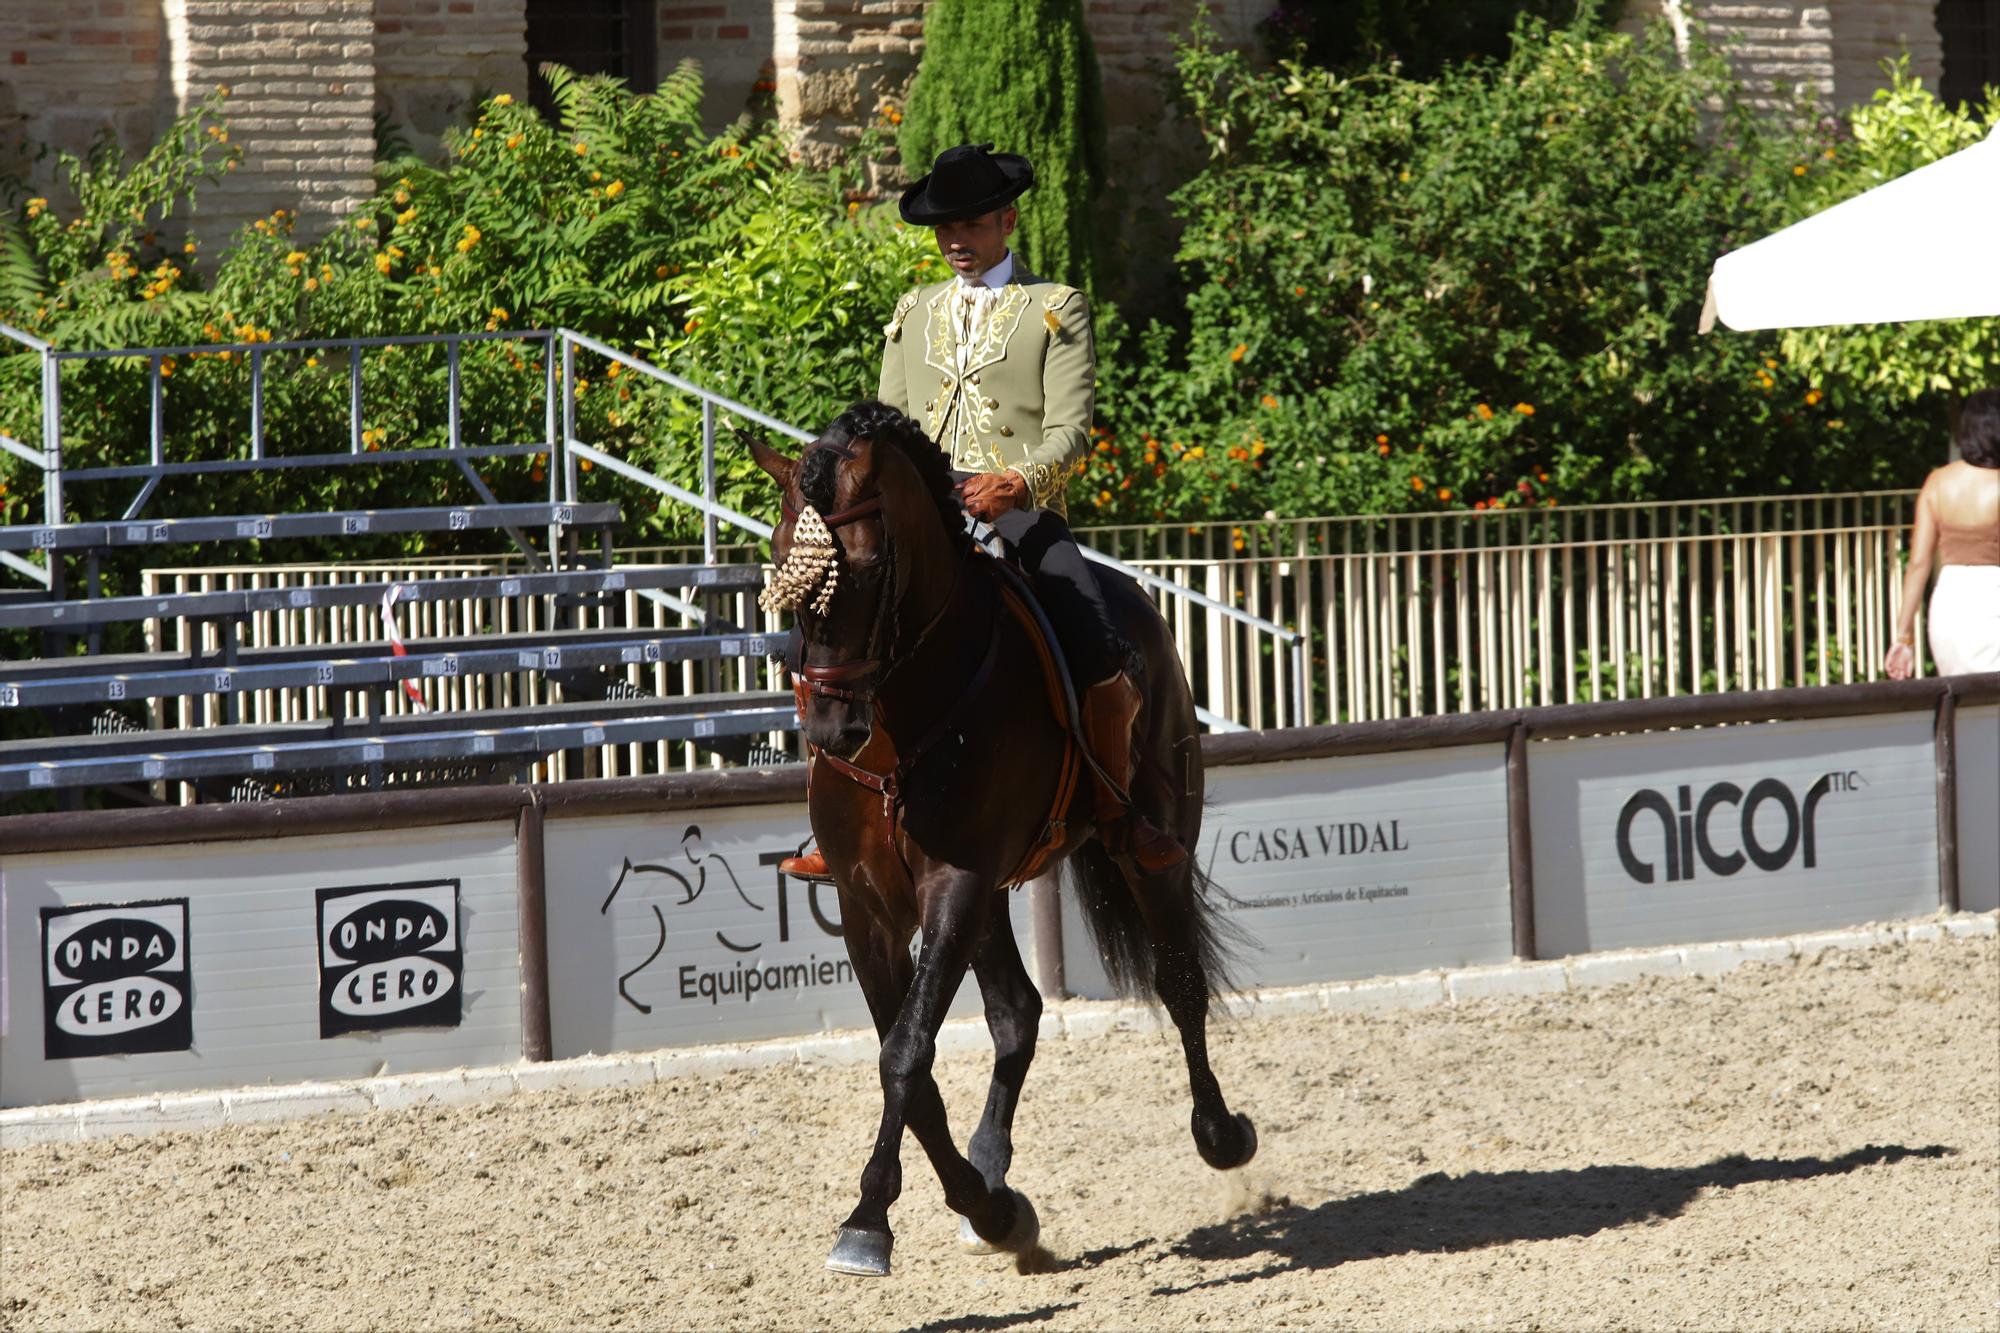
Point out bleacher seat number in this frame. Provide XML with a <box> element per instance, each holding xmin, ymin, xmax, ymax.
<box><xmin>32</xmin><ymin>529</ymin><xmax>54</xmax><ymax>549</ymax></box>
<box><xmin>315</xmin><ymin>666</ymin><xmax>336</xmax><ymax>685</ymax></box>
<box><xmin>289</xmin><ymin>590</ymin><xmax>312</xmax><ymax>607</ymax></box>
<box><xmin>554</xmin><ymin>506</ymin><xmax>574</xmax><ymax>526</ymax></box>
<box><xmin>213</xmin><ymin>672</ymin><xmax>234</xmax><ymax>692</ymax></box>
<box><xmin>472</xmin><ymin>736</ymin><xmax>495</xmax><ymax>754</ymax></box>
<box><xmin>253</xmin><ymin>753</ymin><xmax>275</xmax><ymax>771</ymax></box>
<box><xmin>105</xmin><ymin>681</ymin><xmax>125</xmax><ymax>700</ymax></box>
<box><xmin>343</xmin><ymin>516</ymin><xmax>369</xmax><ymax>535</ymax></box>
<box><xmin>694</xmin><ymin>720</ymin><xmax>717</xmax><ymax>738</ymax></box>
<box><xmin>500</xmin><ymin>579</ymin><xmax>522</xmax><ymax>596</ymax></box>
<box><xmin>0</xmin><ymin>686</ymin><xmax>17</xmax><ymax>708</ymax></box>
<box><xmin>449</xmin><ymin>510</ymin><xmax>470</xmax><ymax>530</ymax></box>
<box><xmin>424</xmin><ymin>656</ymin><xmax>461</xmax><ymax>678</ymax></box>
<box><xmin>583</xmin><ymin>727</ymin><xmax>606</xmax><ymax>745</ymax></box>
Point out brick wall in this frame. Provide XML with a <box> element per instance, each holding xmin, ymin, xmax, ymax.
<box><xmin>168</xmin><ymin>0</ymin><xmax>376</xmax><ymax>247</ymax></box>
<box><xmin>660</xmin><ymin>0</ymin><xmax>776</xmax><ymax>126</ymax></box>
<box><xmin>376</xmin><ymin>0</ymin><xmax>526</xmax><ymax>162</ymax></box>
<box><xmin>0</xmin><ymin>0</ymin><xmax>169</xmax><ymax>196</ymax></box>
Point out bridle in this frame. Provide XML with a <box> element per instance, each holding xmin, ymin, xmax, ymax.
<box><xmin>784</xmin><ymin>436</ymin><xmax>968</xmax><ymax>708</ymax></box>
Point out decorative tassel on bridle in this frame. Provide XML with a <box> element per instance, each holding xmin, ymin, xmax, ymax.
<box><xmin>759</xmin><ymin>502</ymin><xmax>840</xmax><ymax>616</ymax></box>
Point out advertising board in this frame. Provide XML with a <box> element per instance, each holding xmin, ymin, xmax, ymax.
<box><xmin>1958</xmin><ymin>704</ymin><xmax>1999</xmax><ymax>913</ymax></box>
<box><xmin>0</xmin><ymin>822</ymin><xmax>519</xmax><ymax>1107</ymax></box>
<box><xmin>542</xmin><ymin>808</ymin><xmax>1019</xmax><ymax>1058</ymax></box>
<box><xmin>1529</xmin><ymin>713</ymin><xmax>1939</xmax><ymax>957</ymax></box>
<box><xmin>1062</xmin><ymin>747</ymin><xmax>1513</xmax><ymax>997</ymax></box>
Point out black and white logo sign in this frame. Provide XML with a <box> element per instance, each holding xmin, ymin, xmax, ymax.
<box><xmin>316</xmin><ymin>880</ymin><xmax>462</xmax><ymax>1037</ymax></box>
<box><xmin>1615</xmin><ymin>771</ymin><xmax>1858</xmax><ymax>884</ymax></box>
<box><xmin>41</xmin><ymin>899</ymin><xmax>192</xmax><ymax>1060</ymax></box>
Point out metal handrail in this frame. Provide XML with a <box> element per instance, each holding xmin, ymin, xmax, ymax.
<box><xmin>553</xmin><ymin>328</ymin><xmax>1307</xmax><ymax>728</ymax></box>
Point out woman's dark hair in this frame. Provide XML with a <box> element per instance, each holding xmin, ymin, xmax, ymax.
<box><xmin>1958</xmin><ymin>389</ymin><xmax>2000</xmax><ymax>469</ymax></box>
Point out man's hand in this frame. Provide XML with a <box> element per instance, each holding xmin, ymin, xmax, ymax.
<box><xmin>959</xmin><ymin>470</ymin><xmax>1030</xmax><ymax>522</ymax></box>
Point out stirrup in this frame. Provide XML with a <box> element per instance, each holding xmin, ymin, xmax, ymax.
<box><xmin>778</xmin><ymin>847</ymin><xmax>833</xmax><ymax>882</ymax></box>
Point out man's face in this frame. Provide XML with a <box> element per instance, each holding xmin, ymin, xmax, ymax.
<box><xmin>932</xmin><ymin>207</ymin><xmax>1016</xmax><ymax>281</ymax></box>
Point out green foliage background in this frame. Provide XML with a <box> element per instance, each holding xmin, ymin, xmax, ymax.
<box><xmin>1078</xmin><ymin>15</ymin><xmax>1997</xmax><ymax>525</ymax></box>
<box><xmin>896</xmin><ymin>0</ymin><xmax>1108</xmax><ymax>291</ymax></box>
<box><xmin>0</xmin><ymin>66</ymin><xmax>932</xmax><ymax>566</ymax></box>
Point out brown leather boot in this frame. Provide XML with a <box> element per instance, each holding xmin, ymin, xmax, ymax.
<box><xmin>778</xmin><ymin>846</ymin><xmax>832</xmax><ymax>880</ymax></box>
<box><xmin>1081</xmin><ymin>673</ymin><xmax>1188</xmax><ymax>875</ymax></box>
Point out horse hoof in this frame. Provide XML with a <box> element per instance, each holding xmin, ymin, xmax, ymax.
<box><xmin>826</xmin><ymin>1227</ymin><xmax>893</xmax><ymax>1277</ymax></box>
<box><xmin>957</xmin><ymin>1213</ymin><xmax>1000</xmax><ymax>1255</ymax></box>
<box><xmin>1196</xmin><ymin>1111</ymin><xmax>1259</xmax><ymax>1171</ymax></box>
<box><xmin>958</xmin><ymin>1189</ymin><xmax>1039</xmax><ymax>1256</ymax></box>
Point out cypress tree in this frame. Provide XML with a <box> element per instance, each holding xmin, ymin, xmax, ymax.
<box><xmin>897</xmin><ymin>0</ymin><xmax>1107</xmax><ymax>293</ymax></box>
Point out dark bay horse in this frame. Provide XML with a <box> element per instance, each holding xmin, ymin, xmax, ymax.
<box><xmin>747</xmin><ymin>401</ymin><xmax>1257</xmax><ymax>1277</ymax></box>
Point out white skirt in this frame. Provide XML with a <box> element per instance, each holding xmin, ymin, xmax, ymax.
<box><xmin>1929</xmin><ymin>564</ymin><xmax>2000</xmax><ymax>675</ymax></box>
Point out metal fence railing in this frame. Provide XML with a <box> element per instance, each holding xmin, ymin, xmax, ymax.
<box><xmin>1080</xmin><ymin>492</ymin><xmax>1926</xmax><ymax>724</ymax></box>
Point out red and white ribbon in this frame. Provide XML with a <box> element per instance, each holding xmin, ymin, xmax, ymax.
<box><xmin>381</xmin><ymin>584</ymin><xmax>427</xmax><ymax>712</ymax></box>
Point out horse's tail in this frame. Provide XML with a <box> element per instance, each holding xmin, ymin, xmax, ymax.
<box><xmin>1062</xmin><ymin>838</ymin><xmax>1247</xmax><ymax>1001</ymax></box>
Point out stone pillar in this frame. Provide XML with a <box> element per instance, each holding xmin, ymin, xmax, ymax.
<box><xmin>166</xmin><ymin>0</ymin><xmax>377</xmax><ymax>247</ymax></box>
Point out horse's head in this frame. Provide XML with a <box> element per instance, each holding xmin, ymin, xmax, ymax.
<box><xmin>747</xmin><ymin>401</ymin><xmax>959</xmax><ymax>758</ymax></box>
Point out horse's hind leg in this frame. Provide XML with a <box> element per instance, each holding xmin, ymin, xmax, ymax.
<box><xmin>956</xmin><ymin>905</ymin><xmax>1043</xmax><ymax>1253</ymax></box>
<box><xmin>1150</xmin><ymin>863</ymin><xmax>1258</xmax><ymax>1171</ymax></box>
<box><xmin>829</xmin><ymin>874</ymin><xmax>1035</xmax><ymax>1277</ymax></box>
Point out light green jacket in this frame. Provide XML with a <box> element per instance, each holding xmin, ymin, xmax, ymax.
<box><xmin>878</xmin><ymin>261</ymin><xmax>1095</xmax><ymax>516</ymax></box>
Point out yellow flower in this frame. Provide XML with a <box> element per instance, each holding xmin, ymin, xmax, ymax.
<box><xmin>493</xmin><ymin>93</ymin><xmax>514</xmax><ymax>106</ymax></box>
<box><xmin>183</xmin><ymin>240</ymin><xmax>197</xmax><ymax>255</ymax></box>
<box><xmin>285</xmin><ymin>250</ymin><xmax>308</xmax><ymax>265</ymax></box>
<box><xmin>159</xmin><ymin>358</ymin><xmax>174</xmax><ymax>377</ymax></box>
<box><xmin>580</xmin><ymin>458</ymin><xmax>593</xmax><ymax>472</ymax></box>
<box><xmin>1805</xmin><ymin>388</ymin><xmax>1823</xmax><ymax>405</ymax></box>
<box><xmin>606</xmin><ymin>362</ymin><xmax>621</xmax><ymax>378</ymax></box>
<box><xmin>491</xmin><ymin>306</ymin><xmax>508</xmax><ymax>322</ymax></box>
<box><xmin>684</xmin><ymin>317</ymin><xmax>699</xmax><ymax>333</ymax></box>
<box><xmin>1229</xmin><ymin>343</ymin><xmax>1246</xmax><ymax>362</ymax></box>
<box><xmin>305</xmin><ymin>356</ymin><xmax>319</xmax><ymax>368</ymax></box>
<box><xmin>1792</xmin><ymin>164</ymin><xmax>1806</xmax><ymax>176</ymax></box>
<box><xmin>387</xmin><ymin>245</ymin><xmax>405</xmax><ymax>259</ymax></box>
<box><xmin>1187</xmin><ymin>445</ymin><xmax>1207</xmax><ymax>459</ymax></box>
<box><xmin>304</xmin><ymin>277</ymin><xmax>319</xmax><ymax>292</ymax></box>
<box><xmin>656</xmin><ymin>264</ymin><xmax>670</xmax><ymax>278</ymax></box>
<box><xmin>354</xmin><ymin>216</ymin><xmax>374</xmax><ymax>230</ymax></box>
<box><xmin>604</xmin><ymin>180</ymin><xmax>625</xmax><ymax>199</ymax></box>
<box><xmin>590</xmin><ymin>170</ymin><xmax>602</xmax><ymax>182</ymax></box>
<box><xmin>396</xmin><ymin>207</ymin><xmax>417</xmax><ymax>226</ymax></box>
<box><xmin>1514</xmin><ymin>402</ymin><xmax>1534</xmax><ymax>416</ymax></box>
<box><xmin>506</xmin><ymin>133</ymin><xmax>523</xmax><ymax>149</ymax></box>
<box><xmin>574</xmin><ymin>141</ymin><xmax>589</xmax><ymax>155</ymax></box>
<box><xmin>375</xmin><ymin>253</ymin><xmax>393</xmax><ymax>274</ymax></box>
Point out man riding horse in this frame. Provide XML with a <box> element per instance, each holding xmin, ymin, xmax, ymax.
<box><xmin>782</xmin><ymin>143</ymin><xmax>1185</xmax><ymax>879</ymax></box>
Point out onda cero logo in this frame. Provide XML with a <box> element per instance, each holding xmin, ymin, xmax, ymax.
<box><xmin>41</xmin><ymin>899</ymin><xmax>192</xmax><ymax>1060</ymax></box>
<box><xmin>315</xmin><ymin>880</ymin><xmax>461</xmax><ymax>1037</ymax></box>
<box><xmin>1615</xmin><ymin>771</ymin><xmax>1861</xmax><ymax>884</ymax></box>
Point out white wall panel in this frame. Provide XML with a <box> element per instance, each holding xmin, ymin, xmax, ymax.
<box><xmin>0</xmin><ymin>822</ymin><xmax>519</xmax><ymax>1107</ymax></box>
<box><xmin>1063</xmin><ymin>748</ymin><xmax>1513</xmax><ymax>997</ymax></box>
<box><xmin>1531</xmin><ymin>714</ymin><xmax>1938</xmax><ymax>957</ymax></box>
<box><xmin>543</xmin><ymin>808</ymin><xmax>1004</xmax><ymax>1059</ymax></box>
<box><xmin>1957</xmin><ymin>704</ymin><xmax>1999</xmax><ymax>913</ymax></box>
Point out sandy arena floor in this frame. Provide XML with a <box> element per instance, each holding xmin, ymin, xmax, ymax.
<box><xmin>3</xmin><ymin>933</ymin><xmax>1995</xmax><ymax>1331</ymax></box>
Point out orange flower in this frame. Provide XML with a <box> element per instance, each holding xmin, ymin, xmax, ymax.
<box><xmin>1229</xmin><ymin>343</ymin><xmax>1246</xmax><ymax>362</ymax></box>
<box><xmin>1473</xmin><ymin>500</ymin><xmax>1488</xmax><ymax>511</ymax></box>
<box><xmin>1476</xmin><ymin>403</ymin><xmax>1495</xmax><ymax>421</ymax></box>
<box><xmin>1804</xmin><ymin>389</ymin><xmax>1823</xmax><ymax>406</ymax></box>
<box><xmin>1410</xmin><ymin>476</ymin><xmax>1425</xmax><ymax>491</ymax></box>
<box><xmin>1437</xmin><ymin>488</ymin><xmax>1452</xmax><ymax>502</ymax></box>
<box><xmin>1377</xmin><ymin>442</ymin><xmax>1391</xmax><ymax>457</ymax></box>
<box><xmin>1374</xmin><ymin>433</ymin><xmax>1388</xmax><ymax>445</ymax></box>
<box><xmin>1260</xmin><ymin>394</ymin><xmax>1278</xmax><ymax>409</ymax></box>
<box><xmin>1514</xmin><ymin>402</ymin><xmax>1534</xmax><ymax>416</ymax></box>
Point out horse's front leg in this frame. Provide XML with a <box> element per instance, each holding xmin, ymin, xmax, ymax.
<box><xmin>956</xmin><ymin>904</ymin><xmax>1043</xmax><ymax>1254</ymax></box>
<box><xmin>829</xmin><ymin>870</ymin><xmax>1032</xmax><ymax>1277</ymax></box>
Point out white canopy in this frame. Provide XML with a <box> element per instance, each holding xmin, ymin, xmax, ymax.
<box><xmin>1700</xmin><ymin>124</ymin><xmax>2000</xmax><ymax>332</ymax></box>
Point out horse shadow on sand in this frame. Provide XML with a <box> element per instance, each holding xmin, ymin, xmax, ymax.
<box><xmin>1147</xmin><ymin>1142</ymin><xmax>1953</xmax><ymax>1296</ymax></box>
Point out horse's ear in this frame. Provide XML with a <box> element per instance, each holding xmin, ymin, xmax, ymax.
<box><xmin>739</xmin><ymin>429</ymin><xmax>797</xmax><ymax>488</ymax></box>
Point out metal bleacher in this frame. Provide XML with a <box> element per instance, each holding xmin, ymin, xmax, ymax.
<box><xmin>0</xmin><ymin>324</ymin><xmax>808</xmax><ymax>806</ymax></box>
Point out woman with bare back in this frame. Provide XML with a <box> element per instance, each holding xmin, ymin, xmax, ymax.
<box><xmin>1886</xmin><ymin>388</ymin><xmax>2000</xmax><ymax>679</ymax></box>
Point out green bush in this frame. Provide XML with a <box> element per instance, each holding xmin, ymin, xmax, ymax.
<box><xmin>1082</xmin><ymin>14</ymin><xmax>1965</xmax><ymax>525</ymax></box>
<box><xmin>0</xmin><ymin>65</ymin><xmax>925</xmax><ymax>548</ymax></box>
<box><xmin>897</xmin><ymin>0</ymin><xmax>1108</xmax><ymax>291</ymax></box>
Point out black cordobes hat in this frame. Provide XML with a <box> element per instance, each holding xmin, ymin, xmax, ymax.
<box><xmin>898</xmin><ymin>143</ymin><xmax>1034</xmax><ymax>225</ymax></box>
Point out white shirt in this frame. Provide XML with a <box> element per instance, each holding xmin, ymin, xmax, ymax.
<box><xmin>955</xmin><ymin>250</ymin><xmax>1013</xmax><ymax>367</ymax></box>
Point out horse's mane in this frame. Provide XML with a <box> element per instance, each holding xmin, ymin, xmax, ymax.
<box><xmin>801</xmin><ymin>401</ymin><xmax>961</xmax><ymax>535</ymax></box>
